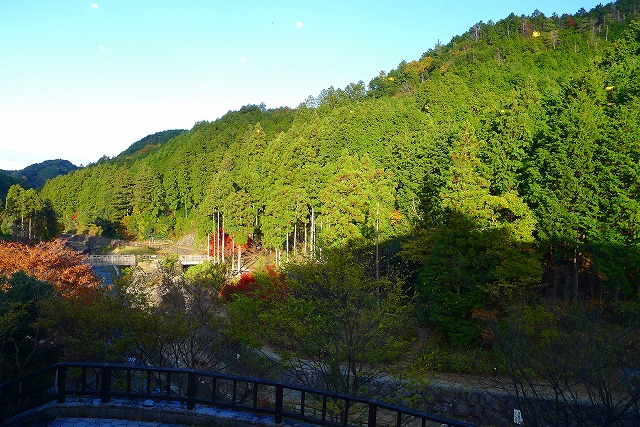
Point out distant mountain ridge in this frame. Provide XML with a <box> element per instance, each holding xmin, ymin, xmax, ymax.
<box><xmin>0</xmin><ymin>130</ymin><xmax>187</xmax><ymax>202</ymax></box>
<box><xmin>116</xmin><ymin>129</ymin><xmax>187</xmax><ymax>159</ymax></box>
<box><xmin>1</xmin><ymin>159</ymin><xmax>78</xmax><ymax>190</ymax></box>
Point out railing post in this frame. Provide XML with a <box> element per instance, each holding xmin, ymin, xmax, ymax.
<box><xmin>342</xmin><ymin>398</ymin><xmax>350</xmax><ymax>426</ymax></box>
<box><xmin>166</xmin><ymin>372</ymin><xmax>172</xmax><ymax>397</ymax></box>
<box><xmin>0</xmin><ymin>386</ymin><xmax>7</xmax><ymax>425</ymax></box>
<box><xmin>187</xmin><ymin>371</ymin><xmax>196</xmax><ymax>410</ymax></box>
<box><xmin>275</xmin><ymin>384</ymin><xmax>283</xmax><ymax>424</ymax></box>
<box><xmin>100</xmin><ymin>365</ymin><xmax>111</xmax><ymax>403</ymax></box>
<box><xmin>368</xmin><ymin>402</ymin><xmax>377</xmax><ymax>427</ymax></box>
<box><xmin>57</xmin><ymin>365</ymin><xmax>67</xmax><ymax>403</ymax></box>
<box><xmin>252</xmin><ymin>382</ymin><xmax>258</xmax><ymax>408</ymax></box>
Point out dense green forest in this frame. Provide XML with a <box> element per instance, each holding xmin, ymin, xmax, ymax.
<box><xmin>2</xmin><ymin>2</ymin><xmax>640</xmax><ymax>423</ymax></box>
<box><xmin>0</xmin><ymin>159</ymin><xmax>77</xmax><ymax>222</ymax></box>
<box><xmin>0</xmin><ymin>171</ymin><xmax>26</xmax><ymax>204</ymax></box>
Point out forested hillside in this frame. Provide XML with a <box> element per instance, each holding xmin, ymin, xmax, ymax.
<box><xmin>3</xmin><ymin>159</ymin><xmax>78</xmax><ymax>189</ymax></box>
<box><xmin>5</xmin><ymin>1</ymin><xmax>640</xmax><ymax>346</ymax></box>
<box><xmin>114</xmin><ymin>129</ymin><xmax>187</xmax><ymax>160</ymax></box>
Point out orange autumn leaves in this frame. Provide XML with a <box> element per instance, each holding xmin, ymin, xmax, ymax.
<box><xmin>0</xmin><ymin>240</ymin><xmax>101</xmax><ymax>299</ymax></box>
<box><xmin>219</xmin><ymin>265</ymin><xmax>288</xmax><ymax>301</ymax></box>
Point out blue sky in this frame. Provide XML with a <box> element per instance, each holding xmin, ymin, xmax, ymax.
<box><xmin>0</xmin><ymin>0</ymin><xmax>603</xmax><ymax>170</ymax></box>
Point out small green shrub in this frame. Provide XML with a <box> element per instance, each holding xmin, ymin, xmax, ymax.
<box><xmin>409</xmin><ymin>346</ymin><xmax>500</xmax><ymax>375</ymax></box>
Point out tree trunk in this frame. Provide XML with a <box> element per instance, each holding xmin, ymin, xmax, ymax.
<box><xmin>553</xmin><ymin>258</ymin><xmax>558</xmax><ymax>304</ymax></box>
<box><xmin>375</xmin><ymin>203</ymin><xmax>380</xmax><ymax>281</ymax></box>
<box><xmin>552</xmin><ymin>246</ymin><xmax>558</xmax><ymax>304</ymax></box>
<box><xmin>311</xmin><ymin>207</ymin><xmax>315</xmax><ymax>257</ymax></box>
<box><xmin>573</xmin><ymin>247</ymin><xmax>579</xmax><ymax>301</ymax></box>
<box><xmin>211</xmin><ymin>212</ymin><xmax>218</xmax><ymax>264</ymax></box>
<box><xmin>231</xmin><ymin>239</ymin><xmax>235</xmax><ymax>272</ymax></box>
<box><xmin>456</xmin><ymin>257</ymin><xmax>462</xmax><ymax>295</ymax></box>
<box><xmin>215</xmin><ymin>214</ymin><xmax>219</xmax><ymax>263</ymax></box>
<box><xmin>211</xmin><ymin>213</ymin><xmax>218</xmax><ymax>264</ymax></box>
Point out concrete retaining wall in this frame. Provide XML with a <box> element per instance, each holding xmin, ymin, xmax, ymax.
<box><xmin>5</xmin><ymin>398</ymin><xmax>281</xmax><ymax>427</ymax></box>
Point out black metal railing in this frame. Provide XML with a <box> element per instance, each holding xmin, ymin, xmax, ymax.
<box><xmin>0</xmin><ymin>362</ymin><xmax>478</xmax><ymax>427</ymax></box>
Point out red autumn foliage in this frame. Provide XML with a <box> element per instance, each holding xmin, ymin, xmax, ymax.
<box><xmin>207</xmin><ymin>228</ymin><xmax>256</xmax><ymax>258</ymax></box>
<box><xmin>470</xmin><ymin>308</ymin><xmax>499</xmax><ymax>321</ymax></box>
<box><xmin>471</xmin><ymin>308</ymin><xmax>499</xmax><ymax>345</ymax></box>
<box><xmin>218</xmin><ymin>265</ymin><xmax>289</xmax><ymax>301</ymax></box>
<box><xmin>219</xmin><ymin>272</ymin><xmax>257</xmax><ymax>300</ymax></box>
<box><xmin>0</xmin><ymin>239</ymin><xmax>101</xmax><ymax>299</ymax></box>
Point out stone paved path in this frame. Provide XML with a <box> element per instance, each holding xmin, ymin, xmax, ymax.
<box><xmin>48</xmin><ymin>418</ymin><xmax>188</xmax><ymax>427</ymax></box>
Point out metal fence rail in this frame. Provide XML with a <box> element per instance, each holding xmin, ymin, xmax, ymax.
<box><xmin>0</xmin><ymin>362</ymin><xmax>478</xmax><ymax>427</ymax></box>
<box><xmin>178</xmin><ymin>255</ymin><xmax>209</xmax><ymax>265</ymax></box>
<box><xmin>87</xmin><ymin>255</ymin><xmax>137</xmax><ymax>266</ymax></box>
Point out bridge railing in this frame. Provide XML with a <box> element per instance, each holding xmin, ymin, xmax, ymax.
<box><xmin>179</xmin><ymin>254</ymin><xmax>209</xmax><ymax>265</ymax></box>
<box><xmin>87</xmin><ymin>255</ymin><xmax>137</xmax><ymax>266</ymax></box>
<box><xmin>0</xmin><ymin>365</ymin><xmax>58</xmax><ymax>420</ymax></box>
<box><xmin>0</xmin><ymin>362</ymin><xmax>478</xmax><ymax>427</ymax></box>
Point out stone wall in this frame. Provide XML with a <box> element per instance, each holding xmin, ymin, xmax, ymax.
<box><xmin>397</xmin><ymin>384</ymin><xmax>520</xmax><ymax>427</ymax></box>
<box><xmin>385</xmin><ymin>381</ymin><xmax>638</xmax><ymax>427</ymax></box>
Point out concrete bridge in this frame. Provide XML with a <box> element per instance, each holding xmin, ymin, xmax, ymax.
<box><xmin>87</xmin><ymin>254</ymin><xmax>210</xmax><ymax>267</ymax></box>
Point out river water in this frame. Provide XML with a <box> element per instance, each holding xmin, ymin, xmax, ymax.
<box><xmin>92</xmin><ymin>265</ymin><xmax>120</xmax><ymax>285</ymax></box>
